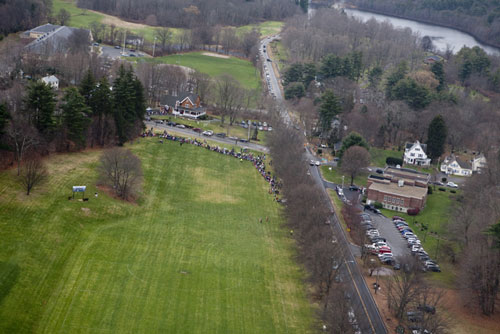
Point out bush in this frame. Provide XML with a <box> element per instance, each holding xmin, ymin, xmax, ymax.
<box><xmin>374</xmin><ymin>202</ymin><xmax>383</xmax><ymax>209</ymax></box>
<box><xmin>198</xmin><ymin>114</ymin><xmax>209</xmax><ymax>120</ymax></box>
<box><xmin>450</xmin><ymin>190</ymin><xmax>456</xmax><ymax>193</ymax></box>
<box><xmin>362</xmin><ymin>195</ymin><xmax>367</xmax><ymax>203</ymax></box>
<box><xmin>407</xmin><ymin>208</ymin><xmax>420</xmax><ymax>216</ymax></box>
<box><xmin>428</xmin><ymin>186</ymin><xmax>433</xmax><ymax>194</ymax></box>
<box><xmin>438</xmin><ymin>187</ymin><xmax>446</xmax><ymax>192</ymax></box>
<box><xmin>386</xmin><ymin>157</ymin><xmax>403</xmax><ymax>166</ymax></box>
<box><xmin>317</xmin><ymin>148</ymin><xmax>322</xmax><ymax>155</ymax></box>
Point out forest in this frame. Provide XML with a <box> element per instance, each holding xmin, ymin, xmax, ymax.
<box><xmin>76</xmin><ymin>0</ymin><xmax>301</xmax><ymax>28</ymax></box>
<box><xmin>0</xmin><ymin>0</ymin><xmax>52</xmax><ymax>36</ymax></box>
<box><xmin>349</xmin><ymin>0</ymin><xmax>500</xmax><ymax>48</ymax></box>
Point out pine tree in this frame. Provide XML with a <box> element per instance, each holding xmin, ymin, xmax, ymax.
<box><xmin>426</xmin><ymin>115</ymin><xmax>447</xmax><ymax>160</ymax></box>
<box><xmin>318</xmin><ymin>90</ymin><xmax>341</xmax><ymax>134</ymax></box>
<box><xmin>337</xmin><ymin>132</ymin><xmax>369</xmax><ymax>160</ymax></box>
<box><xmin>90</xmin><ymin>77</ymin><xmax>114</xmax><ymax>146</ymax></box>
<box><xmin>25</xmin><ymin>81</ymin><xmax>57</xmax><ymax>137</ymax></box>
<box><xmin>113</xmin><ymin>65</ymin><xmax>142</xmax><ymax>144</ymax></box>
<box><xmin>385</xmin><ymin>61</ymin><xmax>408</xmax><ymax>99</ymax></box>
<box><xmin>79</xmin><ymin>70</ymin><xmax>96</xmax><ymax>106</ymax></box>
<box><xmin>431</xmin><ymin>62</ymin><xmax>445</xmax><ymax>91</ymax></box>
<box><xmin>0</xmin><ymin>103</ymin><xmax>10</xmax><ymax>138</ymax></box>
<box><xmin>61</xmin><ymin>87</ymin><xmax>91</xmax><ymax>149</ymax></box>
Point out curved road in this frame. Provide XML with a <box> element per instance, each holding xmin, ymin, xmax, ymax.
<box><xmin>261</xmin><ymin>37</ymin><xmax>387</xmax><ymax>333</ymax></box>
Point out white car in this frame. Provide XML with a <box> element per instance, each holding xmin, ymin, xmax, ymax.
<box><xmin>447</xmin><ymin>181</ymin><xmax>458</xmax><ymax>188</ymax></box>
<box><xmin>315</xmin><ymin>161</ymin><xmax>320</xmax><ymax>166</ymax></box>
<box><xmin>202</xmin><ymin>130</ymin><xmax>213</xmax><ymax>136</ymax></box>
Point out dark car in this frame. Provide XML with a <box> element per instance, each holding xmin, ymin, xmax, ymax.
<box><xmin>376</xmin><ymin>169</ymin><xmax>384</xmax><ymax>174</ymax></box>
<box><xmin>407</xmin><ymin>311</ymin><xmax>423</xmax><ymax>322</ymax></box>
<box><xmin>167</xmin><ymin>122</ymin><xmax>176</xmax><ymax>126</ymax></box>
<box><xmin>114</xmin><ymin>45</ymin><xmax>121</xmax><ymax>49</ymax></box>
<box><xmin>193</xmin><ymin>128</ymin><xmax>202</xmax><ymax>133</ymax></box>
<box><xmin>239</xmin><ymin>138</ymin><xmax>249</xmax><ymax>143</ymax></box>
<box><xmin>266</xmin><ymin>58</ymin><xmax>271</xmax><ymax>62</ymax></box>
<box><xmin>426</xmin><ymin>264</ymin><xmax>441</xmax><ymax>272</ymax></box>
<box><xmin>393</xmin><ymin>262</ymin><xmax>401</xmax><ymax>270</ymax></box>
<box><xmin>418</xmin><ymin>304</ymin><xmax>436</xmax><ymax>314</ymax></box>
<box><xmin>215</xmin><ymin>132</ymin><xmax>226</xmax><ymax>138</ymax></box>
<box><xmin>349</xmin><ymin>185</ymin><xmax>360</xmax><ymax>191</ymax></box>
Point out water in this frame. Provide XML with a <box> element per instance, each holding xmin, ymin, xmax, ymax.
<box><xmin>308</xmin><ymin>2</ymin><xmax>500</xmax><ymax>56</ymax></box>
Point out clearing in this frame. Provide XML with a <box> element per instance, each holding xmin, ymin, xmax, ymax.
<box><xmin>0</xmin><ymin>139</ymin><xmax>314</xmax><ymax>333</ymax></box>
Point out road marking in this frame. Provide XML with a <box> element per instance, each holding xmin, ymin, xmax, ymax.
<box><xmin>344</xmin><ymin>260</ymin><xmax>377</xmax><ymax>334</ymax></box>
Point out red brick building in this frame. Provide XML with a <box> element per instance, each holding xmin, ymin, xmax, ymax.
<box><xmin>366</xmin><ymin>167</ymin><xmax>430</xmax><ymax>213</ymax></box>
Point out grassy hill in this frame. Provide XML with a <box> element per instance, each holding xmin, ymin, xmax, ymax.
<box><xmin>0</xmin><ymin>139</ymin><xmax>314</xmax><ymax>333</ymax></box>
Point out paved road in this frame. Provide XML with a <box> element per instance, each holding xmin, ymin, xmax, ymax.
<box><xmin>146</xmin><ymin>121</ymin><xmax>269</xmax><ymax>153</ymax></box>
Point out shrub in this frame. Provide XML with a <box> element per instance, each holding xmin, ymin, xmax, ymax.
<box><xmin>438</xmin><ymin>187</ymin><xmax>446</xmax><ymax>192</ymax></box>
<box><xmin>441</xmin><ymin>177</ymin><xmax>447</xmax><ymax>182</ymax></box>
<box><xmin>386</xmin><ymin>157</ymin><xmax>403</xmax><ymax>166</ymax></box>
<box><xmin>362</xmin><ymin>195</ymin><xmax>367</xmax><ymax>203</ymax></box>
<box><xmin>407</xmin><ymin>208</ymin><xmax>420</xmax><ymax>216</ymax></box>
<box><xmin>428</xmin><ymin>186</ymin><xmax>433</xmax><ymax>194</ymax></box>
<box><xmin>374</xmin><ymin>202</ymin><xmax>383</xmax><ymax>209</ymax></box>
<box><xmin>198</xmin><ymin>114</ymin><xmax>208</xmax><ymax>120</ymax></box>
<box><xmin>450</xmin><ymin>190</ymin><xmax>456</xmax><ymax>193</ymax></box>
<box><xmin>317</xmin><ymin>149</ymin><xmax>322</xmax><ymax>155</ymax></box>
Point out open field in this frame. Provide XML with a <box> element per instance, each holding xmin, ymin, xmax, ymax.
<box><xmin>369</xmin><ymin>147</ymin><xmax>402</xmax><ymax>167</ymax></box>
<box><xmin>236</xmin><ymin>21</ymin><xmax>283</xmax><ymax>38</ymax></box>
<box><xmin>0</xmin><ymin>139</ymin><xmax>314</xmax><ymax>333</ymax></box>
<box><xmin>151</xmin><ymin>52</ymin><xmax>261</xmax><ymax>90</ymax></box>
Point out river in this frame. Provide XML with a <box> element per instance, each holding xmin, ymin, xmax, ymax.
<box><xmin>308</xmin><ymin>3</ymin><xmax>500</xmax><ymax>56</ymax></box>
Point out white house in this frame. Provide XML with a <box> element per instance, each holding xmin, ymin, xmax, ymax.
<box><xmin>440</xmin><ymin>155</ymin><xmax>472</xmax><ymax>176</ymax></box>
<box><xmin>471</xmin><ymin>153</ymin><xmax>487</xmax><ymax>172</ymax></box>
<box><xmin>403</xmin><ymin>141</ymin><xmax>431</xmax><ymax>166</ymax></box>
<box><xmin>41</xmin><ymin>75</ymin><xmax>59</xmax><ymax>90</ymax></box>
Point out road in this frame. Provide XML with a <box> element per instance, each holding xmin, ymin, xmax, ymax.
<box><xmin>261</xmin><ymin>34</ymin><xmax>387</xmax><ymax>332</ymax></box>
<box><xmin>146</xmin><ymin>121</ymin><xmax>269</xmax><ymax>153</ymax></box>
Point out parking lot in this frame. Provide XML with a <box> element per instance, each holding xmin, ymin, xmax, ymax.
<box><xmin>363</xmin><ymin>211</ymin><xmax>410</xmax><ymax>258</ymax></box>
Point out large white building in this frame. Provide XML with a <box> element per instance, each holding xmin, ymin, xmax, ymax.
<box><xmin>403</xmin><ymin>141</ymin><xmax>431</xmax><ymax>166</ymax></box>
<box><xmin>41</xmin><ymin>75</ymin><xmax>59</xmax><ymax>90</ymax></box>
<box><xmin>441</xmin><ymin>153</ymin><xmax>487</xmax><ymax>176</ymax></box>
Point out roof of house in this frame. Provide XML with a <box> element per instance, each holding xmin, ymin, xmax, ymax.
<box><xmin>42</xmin><ymin>75</ymin><xmax>58</xmax><ymax>83</ymax></box>
<box><xmin>456</xmin><ymin>156</ymin><xmax>472</xmax><ymax>169</ymax></box>
<box><xmin>161</xmin><ymin>92</ymin><xmax>200</xmax><ymax>107</ymax></box>
<box><xmin>405</xmin><ymin>141</ymin><xmax>427</xmax><ymax>153</ymax></box>
<box><xmin>30</xmin><ymin>23</ymin><xmax>61</xmax><ymax>34</ymax></box>
<box><xmin>368</xmin><ymin>181</ymin><xmax>428</xmax><ymax>200</ymax></box>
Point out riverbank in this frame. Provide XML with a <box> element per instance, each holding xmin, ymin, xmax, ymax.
<box><xmin>343</xmin><ymin>3</ymin><xmax>500</xmax><ymax>52</ymax></box>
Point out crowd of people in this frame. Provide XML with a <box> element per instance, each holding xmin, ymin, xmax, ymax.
<box><xmin>142</xmin><ymin>129</ymin><xmax>283</xmax><ymax>201</ymax></box>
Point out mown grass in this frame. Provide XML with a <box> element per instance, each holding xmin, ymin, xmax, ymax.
<box><xmin>369</xmin><ymin>147</ymin><xmax>402</xmax><ymax>167</ymax></box>
<box><xmin>320</xmin><ymin>165</ymin><xmax>368</xmax><ymax>187</ymax></box>
<box><xmin>150</xmin><ymin>52</ymin><xmax>261</xmax><ymax>90</ymax></box>
<box><xmin>236</xmin><ymin>21</ymin><xmax>283</xmax><ymax>38</ymax></box>
<box><xmin>0</xmin><ymin>139</ymin><xmax>314</xmax><ymax>333</ymax></box>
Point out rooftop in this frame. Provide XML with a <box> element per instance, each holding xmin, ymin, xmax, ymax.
<box><xmin>368</xmin><ymin>181</ymin><xmax>428</xmax><ymax>199</ymax></box>
<box><xmin>30</xmin><ymin>23</ymin><xmax>61</xmax><ymax>34</ymax></box>
<box><xmin>385</xmin><ymin>166</ymin><xmax>430</xmax><ymax>179</ymax></box>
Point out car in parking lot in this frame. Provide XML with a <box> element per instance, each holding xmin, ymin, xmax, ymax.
<box><xmin>418</xmin><ymin>304</ymin><xmax>436</xmax><ymax>314</ymax></box>
<box><xmin>392</xmin><ymin>216</ymin><xmax>405</xmax><ymax>221</ymax></box>
<box><xmin>114</xmin><ymin>45</ymin><xmax>121</xmax><ymax>49</ymax></box>
<box><xmin>447</xmin><ymin>181</ymin><xmax>458</xmax><ymax>188</ymax></box>
<box><xmin>376</xmin><ymin>169</ymin><xmax>384</xmax><ymax>174</ymax></box>
<box><xmin>202</xmin><ymin>130</ymin><xmax>214</xmax><ymax>136</ymax></box>
<box><xmin>193</xmin><ymin>128</ymin><xmax>202</xmax><ymax>133</ymax></box>
<box><xmin>349</xmin><ymin>185</ymin><xmax>360</xmax><ymax>191</ymax></box>
<box><xmin>407</xmin><ymin>311</ymin><xmax>423</xmax><ymax>322</ymax></box>
<box><xmin>176</xmin><ymin>124</ymin><xmax>186</xmax><ymax>128</ymax></box>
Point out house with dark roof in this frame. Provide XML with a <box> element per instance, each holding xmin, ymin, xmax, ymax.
<box><xmin>440</xmin><ymin>154</ymin><xmax>473</xmax><ymax>176</ymax></box>
<box><xmin>403</xmin><ymin>140</ymin><xmax>431</xmax><ymax>166</ymax></box>
<box><xmin>161</xmin><ymin>92</ymin><xmax>206</xmax><ymax>119</ymax></box>
<box><xmin>23</xmin><ymin>23</ymin><xmax>61</xmax><ymax>39</ymax></box>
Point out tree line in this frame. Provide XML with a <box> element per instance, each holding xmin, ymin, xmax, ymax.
<box><xmin>0</xmin><ymin>0</ymin><xmax>51</xmax><ymax>37</ymax></box>
<box><xmin>76</xmin><ymin>0</ymin><xmax>300</xmax><ymax>28</ymax></box>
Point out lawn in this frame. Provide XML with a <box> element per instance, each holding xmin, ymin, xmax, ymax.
<box><xmin>236</xmin><ymin>21</ymin><xmax>283</xmax><ymax>38</ymax></box>
<box><xmin>369</xmin><ymin>147</ymin><xmax>402</xmax><ymax>167</ymax></box>
<box><xmin>0</xmin><ymin>139</ymin><xmax>314</xmax><ymax>333</ymax></box>
<box><xmin>151</xmin><ymin>52</ymin><xmax>261</xmax><ymax>90</ymax></box>
<box><xmin>320</xmin><ymin>165</ymin><xmax>368</xmax><ymax>187</ymax></box>
<box><xmin>269</xmin><ymin>40</ymin><xmax>289</xmax><ymax>71</ymax></box>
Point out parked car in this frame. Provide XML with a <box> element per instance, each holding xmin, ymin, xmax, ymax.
<box><xmin>349</xmin><ymin>185</ymin><xmax>360</xmax><ymax>191</ymax></box>
<box><xmin>176</xmin><ymin>124</ymin><xmax>186</xmax><ymax>128</ymax></box>
<box><xmin>114</xmin><ymin>45</ymin><xmax>121</xmax><ymax>49</ymax></box>
<box><xmin>447</xmin><ymin>181</ymin><xmax>458</xmax><ymax>188</ymax></box>
<box><xmin>433</xmin><ymin>181</ymin><xmax>444</xmax><ymax>186</ymax></box>
<box><xmin>193</xmin><ymin>128</ymin><xmax>202</xmax><ymax>133</ymax></box>
<box><xmin>393</xmin><ymin>216</ymin><xmax>405</xmax><ymax>221</ymax></box>
<box><xmin>407</xmin><ymin>311</ymin><xmax>423</xmax><ymax>322</ymax></box>
<box><xmin>376</xmin><ymin>169</ymin><xmax>384</xmax><ymax>174</ymax></box>
<box><xmin>202</xmin><ymin>130</ymin><xmax>214</xmax><ymax>136</ymax></box>
<box><xmin>215</xmin><ymin>132</ymin><xmax>226</xmax><ymax>138</ymax></box>
<box><xmin>239</xmin><ymin>138</ymin><xmax>249</xmax><ymax>143</ymax></box>
<box><xmin>417</xmin><ymin>304</ymin><xmax>436</xmax><ymax>314</ymax></box>
<box><xmin>315</xmin><ymin>161</ymin><xmax>320</xmax><ymax>166</ymax></box>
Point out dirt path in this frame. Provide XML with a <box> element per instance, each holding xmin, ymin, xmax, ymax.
<box><xmin>201</xmin><ymin>52</ymin><xmax>230</xmax><ymax>59</ymax></box>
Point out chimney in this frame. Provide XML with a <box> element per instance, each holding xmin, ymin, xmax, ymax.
<box><xmin>398</xmin><ymin>179</ymin><xmax>404</xmax><ymax>187</ymax></box>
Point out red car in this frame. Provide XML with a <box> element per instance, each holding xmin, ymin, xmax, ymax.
<box><xmin>392</xmin><ymin>216</ymin><xmax>405</xmax><ymax>221</ymax></box>
<box><xmin>193</xmin><ymin>128</ymin><xmax>202</xmax><ymax>133</ymax></box>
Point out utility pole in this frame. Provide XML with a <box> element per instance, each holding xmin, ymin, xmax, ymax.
<box><xmin>247</xmin><ymin>120</ymin><xmax>251</xmax><ymax>141</ymax></box>
<box><xmin>152</xmin><ymin>36</ymin><xmax>157</xmax><ymax>57</ymax></box>
<box><xmin>122</xmin><ymin>31</ymin><xmax>126</xmax><ymax>55</ymax></box>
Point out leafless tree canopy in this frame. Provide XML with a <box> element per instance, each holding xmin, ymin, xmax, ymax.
<box><xmin>340</xmin><ymin>146</ymin><xmax>370</xmax><ymax>186</ymax></box>
<box><xmin>98</xmin><ymin>148</ymin><xmax>143</xmax><ymax>200</ymax></box>
<box><xmin>19</xmin><ymin>155</ymin><xmax>47</xmax><ymax>196</ymax></box>
<box><xmin>7</xmin><ymin>117</ymin><xmax>40</xmax><ymax>176</ymax></box>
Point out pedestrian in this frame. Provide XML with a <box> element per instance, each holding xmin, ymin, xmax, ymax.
<box><xmin>266</xmin><ymin>216</ymin><xmax>269</xmax><ymax>222</ymax></box>
<box><xmin>95</xmin><ymin>192</ymin><xmax>98</xmax><ymax>198</ymax></box>
<box><xmin>259</xmin><ymin>218</ymin><xmax>262</xmax><ymax>223</ymax></box>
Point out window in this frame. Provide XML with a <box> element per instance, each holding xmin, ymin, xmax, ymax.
<box><xmin>410</xmin><ymin>153</ymin><xmax>415</xmax><ymax>157</ymax></box>
<box><xmin>418</xmin><ymin>154</ymin><xmax>422</xmax><ymax>157</ymax></box>
<box><xmin>401</xmin><ymin>199</ymin><xmax>404</xmax><ymax>206</ymax></box>
<box><xmin>383</xmin><ymin>195</ymin><xmax>388</xmax><ymax>202</ymax></box>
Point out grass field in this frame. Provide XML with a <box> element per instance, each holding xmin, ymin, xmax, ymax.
<box><xmin>236</xmin><ymin>21</ymin><xmax>283</xmax><ymax>38</ymax></box>
<box><xmin>151</xmin><ymin>52</ymin><xmax>261</xmax><ymax>90</ymax></box>
<box><xmin>369</xmin><ymin>147</ymin><xmax>402</xmax><ymax>167</ymax></box>
<box><xmin>320</xmin><ymin>165</ymin><xmax>368</xmax><ymax>187</ymax></box>
<box><xmin>0</xmin><ymin>140</ymin><xmax>314</xmax><ymax>333</ymax></box>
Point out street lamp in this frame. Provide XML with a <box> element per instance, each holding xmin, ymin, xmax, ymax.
<box><xmin>152</xmin><ymin>36</ymin><xmax>157</xmax><ymax>58</ymax></box>
<box><xmin>342</xmin><ymin>175</ymin><xmax>345</xmax><ymax>189</ymax></box>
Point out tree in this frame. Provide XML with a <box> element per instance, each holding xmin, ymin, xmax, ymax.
<box><xmin>284</xmin><ymin>82</ymin><xmax>305</xmax><ymax>100</ymax></box>
<box><xmin>341</xmin><ymin>146</ymin><xmax>370</xmax><ymax>185</ymax></box>
<box><xmin>392</xmin><ymin>77</ymin><xmax>432</xmax><ymax>110</ymax></box>
<box><xmin>0</xmin><ymin>103</ymin><xmax>10</xmax><ymax>138</ymax></box>
<box><xmin>98</xmin><ymin>147</ymin><xmax>143</xmax><ymax>200</ymax></box>
<box><xmin>61</xmin><ymin>87</ymin><xmax>92</xmax><ymax>149</ymax></box>
<box><xmin>431</xmin><ymin>62</ymin><xmax>445</xmax><ymax>91</ymax></box>
<box><xmin>7</xmin><ymin>117</ymin><xmax>39</xmax><ymax>175</ymax></box>
<box><xmin>213</xmin><ymin>74</ymin><xmax>242</xmax><ymax>125</ymax></box>
<box><xmin>56</xmin><ymin>8</ymin><xmax>71</xmax><ymax>26</ymax></box>
<box><xmin>426</xmin><ymin>115</ymin><xmax>447</xmax><ymax>160</ymax></box>
<box><xmin>79</xmin><ymin>70</ymin><xmax>96</xmax><ymax>106</ymax></box>
<box><xmin>155</xmin><ymin>27</ymin><xmax>173</xmax><ymax>52</ymax></box>
<box><xmin>90</xmin><ymin>77</ymin><xmax>114</xmax><ymax>146</ymax></box>
<box><xmin>386</xmin><ymin>61</ymin><xmax>408</xmax><ymax>99</ymax></box>
<box><xmin>337</xmin><ymin>132</ymin><xmax>369</xmax><ymax>159</ymax></box>
<box><xmin>24</xmin><ymin>81</ymin><xmax>57</xmax><ymax>138</ymax></box>
<box><xmin>19</xmin><ymin>155</ymin><xmax>47</xmax><ymax>195</ymax></box>
<box><xmin>318</xmin><ymin>90</ymin><xmax>341</xmax><ymax>134</ymax></box>
<box><xmin>368</xmin><ymin>66</ymin><xmax>383</xmax><ymax>88</ymax></box>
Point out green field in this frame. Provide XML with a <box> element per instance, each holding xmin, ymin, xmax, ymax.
<box><xmin>369</xmin><ymin>147</ymin><xmax>402</xmax><ymax>167</ymax></box>
<box><xmin>236</xmin><ymin>21</ymin><xmax>283</xmax><ymax>38</ymax></box>
<box><xmin>0</xmin><ymin>140</ymin><xmax>314</xmax><ymax>333</ymax></box>
<box><xmin>151</xmin><ymin>52</ymin><xmax>261</xmax><ymax>90</ymax></box>
<box><xmin>320</xmin><ymin>165</ymin><xmax>368</xmax><ymax>187</ymax></box>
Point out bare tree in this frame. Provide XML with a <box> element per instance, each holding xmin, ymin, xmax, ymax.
<box><xmin>155</xmin><ymin>27</ymin><xmax>173</xmax><ymax>52</ymax></box>
<box><xmin>7</xmin><ymin>118</ymin><xmax>39</xmax><ymax>176</ymax></box>
<box><xmin>213</xmin><ymin>74</ymin><xmax>242</xmax><ymax>125</ymax></box>
<box><xmin>340</xmin><ymin>146</ymin><xmax>370</xmax><ymax>186</ymax></box>
<box><xmin>19</xmin><ymin>155</ymin><xmax>47</xmax><ymax>195</ymax></box>
<box><xmin>56</xmin><ymin>8</ymin><xmax>71</xmax><ymax>26</ymax></box>
<box><xmin>98</xmin><ymin>148</ymin><xmax>143</xmax><ymax>200</ymax></box>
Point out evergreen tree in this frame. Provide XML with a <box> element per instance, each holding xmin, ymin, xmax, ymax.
<box><xmin>385</xmin><ymin>61</ymin><xmax>408</xmax><ymax>99</ymax></box>
<box><xmin>90</xmin><ymin>77</ymin><xmax>114</xmax><ymax>146</ymax></box>
<box><xmin>299</xmin><ymin>0</ymin><xmax>308</xmax><ymax>12</ymax></box>
<box><xmin>392</xmin><ymin>77</ymin><xmax>432</xmax><ymax>110</ymax></box>
<box><xmin>337</xmin><ymin>132</ymin><xmax>369</xmax><ymax>159</ymax></box>
<box><xmin>79</xmin><ymin>70</ymin><xmax>96</xmax><ymax>106</ymax></box>
<box><xmin>25</xmin><ymin>81</ymin><xmax>57</xmax><ymax>137</ymax></box>
<box><xmin>283</xmin><ymin>63</ymin><xmax>303</xmax><ymax>86</ymax></box>
<box><xmin>133</xmin><ymin>76</ymin><xmax>146</xmax><ymax>121</ymax></box>
<box><xmin>318</xmin><ymin>90</ymin><xmax>341</xmax><ymax>134</ymax></box>
<box><xmin>302</xmin><ymin>63</ymin><xmax>317</xmax><ymax>88</ymax></box>
<box><xmin>284</xmin><ymin>82</ymin><xmax>305</xmax><ymax>100</ymax></box>
<box><xmin>350</xmin><ymin>51</ymin><xmax>363</xmax><ymax>81</ymax></box>
<box><xmin>368</xmin><ymin>66</ymin><xmax>383</xmax><ymax>88</ymax></box>
<box><xmin>0</xmin><ymin>103</ymin><xmax>10</xmax><ymax>138</ymax></box>
<box><xmin>61</xmin><ymin>88</ymin><xmax>91</xmax><ymax>149</ymax></box>
<box><xmin>431</xmin><ymin>62</ymin><xmax>445</xmax><ymax>91</ymax></box>
<box><xmin>426</xmin><ymin>115</ymin><xmax>447</xmax><ymax>160</ymax></box>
